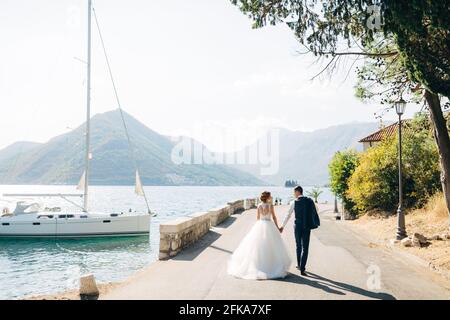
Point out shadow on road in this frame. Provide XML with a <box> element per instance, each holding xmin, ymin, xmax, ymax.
<box><xmin>281</xmin><ymin>272</ymin><xmax>396</xmax><ymax>300</ymax></box>
<box><xmin>216</xmin><ymin>216</ymin><xmax>238</xmax><ymax>229</ymax></box>
<box><xmin>210</xmin><ymin>245</ymin><xmax>233</xmax><ymax>254</ymax></box>
<box><xmin>281</xmin><ymin>272</ymin><xmax>345</xmax><ymax>296</ymax></box>
<box><xmin>172</xmin><ymin>216</ymin><xmax>237</xmax><ymax>261</ymax></box>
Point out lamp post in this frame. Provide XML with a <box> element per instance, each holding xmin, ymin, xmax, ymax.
<box><xmin>395</xmin><ymin>98</ymin><xmax>407</xmax><ymax>240</ymax></box>
<box><xmin>334</xmin><ymin>194</ymin><xmax>341</xmax><ymax>220</ymax></box>
<box><xmin>334</xmin><ymin>195</ymin><xmax>339</xmax><ymax>213</ymax></box>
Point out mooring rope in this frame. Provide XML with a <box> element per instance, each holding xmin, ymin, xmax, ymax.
<box><xmin>91</xmin><ymin>5</ymin><xmax>151</xmax><ymax>214</ymax></box>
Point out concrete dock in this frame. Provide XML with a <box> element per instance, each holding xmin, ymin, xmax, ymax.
<box><xmin>103</xmin><ymin>205</ymin><xmax>450</xmax><ymax>300</ymax></box>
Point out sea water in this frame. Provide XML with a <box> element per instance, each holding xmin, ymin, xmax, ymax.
<box><xmin>0</xmin><ymin>185</ymin><xmax>333</xmax><ymax>299</ymax></box>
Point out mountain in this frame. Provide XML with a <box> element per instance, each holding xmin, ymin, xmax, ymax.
<box><xmin>0</xmin><ymin>110</ymin><xmax>385</xmax><ymax>186</ymax></box>
<box><xmin>0</xmin><ymin>110</ymin><xmax>264</xmax><ymax>186</ymax></box>
<box><xmin>228</xmin><ymin>122</ymin><xmax>382</xmax><ymax>186</ymax></box>
<box><xmin>0</xmin><ymin>141</ymin><xmax>41</xmax><ymax>162</ymax></box>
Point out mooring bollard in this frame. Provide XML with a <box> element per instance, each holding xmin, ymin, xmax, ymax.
<box><xmin>79</xmin><ymin>274</ymin><xmax>99</xmax><ymax>298</ymax></box>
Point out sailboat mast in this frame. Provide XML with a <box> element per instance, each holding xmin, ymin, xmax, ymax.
<box><xmin>83</xmin><ymin>0</ymin><xmax>92</xmax><ymax>212</ymax></box>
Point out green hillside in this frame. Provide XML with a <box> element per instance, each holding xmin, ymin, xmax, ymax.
<box><xmin>0</xmin><ymin>110</ymin><xmax>264</xmax><ymax>186</ymax></box>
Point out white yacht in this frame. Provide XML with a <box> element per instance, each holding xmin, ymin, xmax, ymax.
<box><xmin>0</xmin><ymin>0</ymin><xmax>152</xmax><ymax>238</ymax></box>
<box><xmin>0</xmin><ymin>199</ymin><xmax>150</xmax><ymax>238</ymax></box>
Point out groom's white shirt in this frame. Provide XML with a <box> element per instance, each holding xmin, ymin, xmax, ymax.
<box><xmin>281</xmin><ymin>195</ymin><xmax>302</xmax><ymax>228</ymax></box>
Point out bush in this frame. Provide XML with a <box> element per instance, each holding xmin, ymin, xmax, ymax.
<box><xmin>328</xmin><ymin>149</ymin><xmax>359</xmax><ymax>215</ymax></box>
<box><xmin>347</xmin><ymin>122</ymin><xmax>441</xmax><ymax>212</ymax></box>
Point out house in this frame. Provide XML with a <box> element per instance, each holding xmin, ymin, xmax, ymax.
<box><xmin>359</xmin><ymin>120</ymin><xmax>411</xmax><ymax>151</ymax></box>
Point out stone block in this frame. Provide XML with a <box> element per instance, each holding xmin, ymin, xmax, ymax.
<box><xmin>430</xmin><ymin>234</ymin><xmax>442</xmax><ymax>241</ymax></box>
<box><xmin>390</xmin><ymin>239</ymin><xmax>400</xmax><ymax>245</ymax></box>
<box><xmin>412</xmin><ymin>238</ymin><xmax>421</xmax><ymax>247</ymax></box>
<box><xmin>159</xmin><ymin>252</ymin><xmax>169</xmax><ymax>260</ymax></box>
<box><xmin>171</xmin><ymin>240</ymin><xmax>180</xmax><ymax>251</ymax></box>
<box><xmin>159</xmin><ymin>239</ymin><xmax>170</xmax><ymax>251</ymax></box>
<box><xmin>79</xmin><ymin>274</ymin><xmax>99</xmax><ymax>297</ymax></box>
<box><xmin>412</xmin><ymin>232</ymin><xmax>428</xmax><ymax>244</ymax></box>
<box><xmin>169</xmin><ymin>250</ymin><xmax>179</xmax><ymax>257</ymax></box>
<box><xmin>160</xmin><ymin>216</ymin><xmax>193</xmax><ymax>233</ymax></box>
<box><xmin>209</xmin><ymin>206</ymin><xmax>231</xmax><ymax>226</ymax></box>
<box><xmin>401</xmin><ymin>237</ymin><xmax>412</xmax><ymax>247</ymax></box>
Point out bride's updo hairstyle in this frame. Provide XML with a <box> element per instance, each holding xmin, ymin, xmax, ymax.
<box><xmin>260</xmin><ymin>191</ymin><xmax>271</xmax><ymax>203</ymax></box>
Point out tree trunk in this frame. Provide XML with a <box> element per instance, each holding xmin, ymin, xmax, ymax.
<box><xmin>424</xmin><ymin>90</ymin><xmax>450</xmax><ymax>228</ymax></box>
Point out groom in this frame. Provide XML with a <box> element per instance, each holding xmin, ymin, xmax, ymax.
<box><xmin>279</xmin><ymin>186</ymin><xmax>320</xmax><ymax>276</ymax></box>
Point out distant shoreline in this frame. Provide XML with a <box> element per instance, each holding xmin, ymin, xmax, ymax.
<box><xmin>0</xmin><ymin>184</ymin><xmax>277</xmax><ymax>187</ymax></box>
<box><xmin>0</xmin><ymin>184</ymin><xmax>332</xmax><ymax>188</ymax></box>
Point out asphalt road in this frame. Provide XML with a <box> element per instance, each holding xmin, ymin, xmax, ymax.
<box><xmin>103</xmin><ymin>205</ymin><xmax>450</xmax><ymax>300</ymax></box>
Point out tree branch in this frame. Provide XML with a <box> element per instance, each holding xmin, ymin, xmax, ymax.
<box><xmin>321</xmin><ymin>51</ymin><xmax>398</xmax><ymax>57</ymax></box>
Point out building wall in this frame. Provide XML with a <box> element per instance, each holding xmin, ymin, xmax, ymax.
<box><xmin>362</xmin><ymin>141</ymin><xmax>379</xmax><ymax>151</ymax></box>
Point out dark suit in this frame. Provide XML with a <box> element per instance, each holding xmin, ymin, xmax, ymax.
<box><xmin>293</xmin><ymin>196</ymin><xmax>320</xmax><ymax>272</ymax></box>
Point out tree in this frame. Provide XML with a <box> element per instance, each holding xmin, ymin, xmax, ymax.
<box><xmin>230</xmin><ymin>0</ymin><xmax>450</xmax><ymax>222</ymax></box>
<box><xmin>306</xmin><ymin>186</ymin><xmax>323</xmax><ymax>203</ymax></box>
<box><xmin>285</xmin><ymin>179</ymin><xmax>299</xmax><ymax>187</ymax></box>
<box><xmin>354</xmin><ymin>37</ymin><xmax>421</xmax><ymax>105</ymax></box>
<box><xmin>328</xmin><ymin>150</ymin><xmax>359</xmax><ymax>215</ymax></box>
<box><xmin>381</xmin><ymin>1</ymin><xmax>450</xmax><ymax>222</ymax></box>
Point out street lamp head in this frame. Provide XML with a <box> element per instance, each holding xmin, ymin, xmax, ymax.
<box><xmin>395</xmin><ymin>98</ymin><xmax>407</xmax><ymax>116</ymax></box>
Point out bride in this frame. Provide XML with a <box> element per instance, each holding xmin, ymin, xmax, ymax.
<box><xmin>227</xmin><ymin>191</ymin><xmax>291</xmax><ymax>280</ymax></box>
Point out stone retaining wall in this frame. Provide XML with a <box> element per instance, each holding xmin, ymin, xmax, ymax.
<box><xmin>244</xmin><ymin>198</ymin><xmax>258</xmax><ymax>210</ymax></box>
<box><xmin>227</xmin><ymin>199</ymin><xmax>245</xmax><ymax>215</ymax></box>
<box><xmin>209</xmin><ymin>206</ymin><xmax>230</xmax><ymax>227</ymax></box>
<box><xmin>159</xmin><ymin>198</ymin><xmax>258</xmax><ymax>260</ymax></box>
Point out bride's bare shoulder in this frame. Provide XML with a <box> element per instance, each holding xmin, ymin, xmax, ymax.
<box><xmin>258</xmin><ymin>203</ymin><xmax>269</xmax><ymax>207</ymax></box>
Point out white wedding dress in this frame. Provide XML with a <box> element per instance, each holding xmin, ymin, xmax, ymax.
<box><xmin>227</xmin><ymin>203</ymin><xmax>291</xmax><ymax>280</ymax></box>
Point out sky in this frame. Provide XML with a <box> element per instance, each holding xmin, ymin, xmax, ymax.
<box><xmin>0</xmin><ymin>0</ymin><xmax>418</xmax><ymax>152</ymax></box>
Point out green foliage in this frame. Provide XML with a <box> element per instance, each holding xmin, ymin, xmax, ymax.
<box><xmin>230</xmin><ymin>0</ymin><xmax>377</xmax><ymax>56</ymax></box>
<box><xmin>354</xmin><ymin>37</ymin><xmax>422</xmax><ymax>106</ymax></box>
<box><xmin>347</xmin><ymin>140</ymin><xmax>398</xmax><ymax>212</ymax></box>
<box><xmin>231</xmin><ymin>0</ymin><xmax>449</xmax><ymax>99</ymax></box>
<box><xmin>382</xmin><ymin>1</ymin><xmax>450</xmax><ymax>98</ymax></box>
<box><xmin>328</xmin><ymin>149</ymin><xmax>359</xmax><ymax>214</ymax></box>
<box><xmin>231</xmin><ymin>0</ymin><xmax>450</xmax><ymax>217</ymax></box>
<box><xmin>348</xmin><ymin>116</ymin><xmax>441</xmax><ymax>212</ymax></box>
<box><xmin>354</xmin><ymin>3</ymin><xmax>450</xmax><ymax>108</ymax></box>
<box><xmin>306</xmin><ymin>186</ymin><xmax>323</xmax><ymax>203</ymax></box>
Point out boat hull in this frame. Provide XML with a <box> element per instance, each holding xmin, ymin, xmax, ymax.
<box><xmin>0</xmin><ymin>213</ymin><xmax>150</xmax><ymax>239</ymax></box>
<box><xmin>0</xmin><ymin>232</ymin><xmax>149</xmax><ymax>239</ymax></box>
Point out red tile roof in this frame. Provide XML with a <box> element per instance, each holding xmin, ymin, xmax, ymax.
<box><xmin>359</xmin><ymin>120</ymin><xmax>411</xmax><ymax>143</ymax></box>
